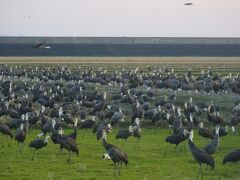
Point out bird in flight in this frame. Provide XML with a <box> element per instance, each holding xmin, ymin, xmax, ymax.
<box><xmin>184</xmin><ymin>3</ymin><xmax>193</xmax><ymax>6</ymax></box>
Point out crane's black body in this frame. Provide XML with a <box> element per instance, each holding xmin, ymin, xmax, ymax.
<box><xmin>116</xmin><ymin>129</ymin><xmax>132</xmax><ymax>140</ymax></box>
<box><xmin>223</xmin><ymin>149</ymin><xmax>240</xmax><ymax>164</ymax></box>
<box><xmin>188</xmin><ymin>132</ymin><xmax>215</xmax><ymax>179</ymax></box>
<box><xmin>104</xmin><ymin>147</ymin><xmax>128</xmax><ymax>176</ymax></box>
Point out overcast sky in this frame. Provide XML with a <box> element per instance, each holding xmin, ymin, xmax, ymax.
<box><xmin>1</xmin><ymin>0</ymin><xmax>240</xmax><ymax>37</ymax></box>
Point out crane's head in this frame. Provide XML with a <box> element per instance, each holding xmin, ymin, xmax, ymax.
<box><xmin>52</xmin><ymin>119</ymin><xmax>56</xmax><ymax>127</ymax></box>
<box><xmin>103</xmin><ymin>92</ymin><xmax>107</xmax><ymax>100</ymax></box>
<box><xmin>177</xmin><ymin>107</ymin><xmax>181</xmax><ymax>116</ymax></box>
<box><xmin>19</xmin><ymin>123</ymin><xmax>24</xmax><ymax>131</ymax></box>
<box><xmin>198</xmin><ymin>122</ymin><xmax>204</xmax><ymax>129</ymax></box>
<box><xmin>189</xmin><ymin>97</ymin><xmax>193</xmax><ymax>103</ymax></box>
<box><xmin>183</xmin><ymin>129</ymin><xmax>189</xmax><ymax>136</ymax></box>
<box><xmin>102</xmin><ymin>129</ymin><xmax>107</xmax><ymax>139</ymax></box>
<box><xmin>44</xmin><ymin>136</ymin><xmax>50</xmax><ymax>143</ymax></box>
<box><xmin>129</xmin><ymin>126</ymin><xmax>133</xmax><ymax>134</ymax></box>
<box><xmin>103</xmin><ymin>153</ymin><xmax>111</xmax><ymax>160</ymax></box>
<box><xmin>58</xmin><ymin>127</ymin><xmax>64</xmax><ymax>135</ymax></box>
<box><xmin>106</xmin><ymin>123</ymin><xmax>112</xmax><ymax>132</ymax></box>
<box><xmin>189</xmin><ymin>113</ymin><xmax>193</xmax><ymax>122</ymax></box>
<box><xmin>135</xmin><ymin>118</ymin><xmax>140</xmax><ymax>126</ymax></box>
<box><xmin>74</xmin><ymin>118</ymin><xmax>78</xmax><ymax>127</ymax></box>
<box><xmin>189</xmin><ymin>130</ymin><xmax>194</xmax><ymax>141</ymax></box>
<box><xmin>215</xmin><ymin>125</ymin><xmax>220</xmax><ymax>134</ymax></box>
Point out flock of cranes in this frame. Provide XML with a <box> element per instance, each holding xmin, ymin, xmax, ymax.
<box><xmin>0</xmin><ymin>63</ymin><xmax>240</xmax><ymax>178</ymax></box>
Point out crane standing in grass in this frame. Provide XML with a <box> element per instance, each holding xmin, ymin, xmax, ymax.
<box><xmin>29</xmin><ymin>136</ymin><xmax>50</xmax><ymax>160</ymax></box>
<box><xmin>57</xmin><ymin>127</ymin><xmax>79</xmax><ymax>164</ymax></box>
<box><xmin>188</xmin><ymin>130</ymin><xmax>215</xmax><ymax>180</ymax></box>
<box><xmin>0</xmin><ymin>124</ymin><xmax>13</xmax><ymax>147</ymax></box>
<box><xmin>103</xmin><ymin>147</ymin><xmax>128</xmax><ymax>176</ymax></box>
<box><xmin>203</xmin><ymin>125</ymin><xmax>220</xmax><ymax>155</ymax></box>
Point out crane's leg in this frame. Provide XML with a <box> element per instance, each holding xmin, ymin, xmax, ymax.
<box><xmin>36</xmin><ymin>149</ymin><xmax>40</xmax><ymax>160</ymax></box>
<box><xmin>205</xmin><ymin>165</ymin><xmax>208</xmax><ymax>175</ymax></box>
<box><xmin>5</xmin><ymin>135</ymin><xmax>10</xmax><ymax>147</ymax></box>
<box><xmin>67</xmin><ymin>151</ymin><xmax>72</xmax><ymax>166</ymax></box>
<box><xmin>164</xmin><ymin>144</ymin><xmax>169</xmax><ymax>158</ymax></box>
<box><xmin>2</xmin><ymin>135</ymin><xmax>4</xmax><ymax>148</ymax></box>
<box><xmin>199</xmin><ymin>164</ymin><xmax>203</xmax><ymax>180</ymax></box>
<box><xmin>118</xmin><ymin>163</ymin><xmax>121</xmax><ymax>176</ymax></box>
<box><xmin>137</xmin><ymin>138</ymin><xmax>140</xmax><ymax>151</ymax></box>
<box><xmin>31</xmin><ymin>149</ymin><xmax>35</xmax><ymax>161</ymax></box>
<box><xmin>17</xmin><ymin>142</ymin><xmax>22</xmax><ymax>153</ymax></box>
<box><xmin>113</xmin><ymin>163</ymin><xmax>117</xmax><ymax>177</ymax></box>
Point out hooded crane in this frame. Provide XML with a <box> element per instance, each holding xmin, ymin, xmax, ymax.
<box><xmin>29</xmin><ymin>135</ymin><xmax>50</xmax><ymax>160</ymax></box>
<box><xmin>65</xmin><ymin>118</ymin><xmax>78</xmax><ymax>140</ymax></box>
<box><xmin>57</xmin><ymin>127</ymin><xmax>79</xmax><ymax>164</ymax></box>
<box><xmin>15</xmin><ymin>123</ymin><xmax>27</xmax><ymax>153</ymax></box>
<box><xmin>15</xmin><ymin>115</ymin><xmax>28</xmax><ymax>153</ymax></box>
<box><xmin>132</xmin><ymin>118</ymin><xmax>141</xmax><ymax>150</ymax></box>
<box><xmin>103</xmin><ymin>147</ymin><xmax>128</xmax><ymax>176</ymax></box>
<box><xmin>188</xmin><ymin>130</ymin><xmax>215</xmax><ymax>180</ymax></box>
<box><xmin>164</xmin><ymin>129</ymin><xmax>189</xmax><ymax>157</ymax></box>
<box><xmin>115</xmin><ymin>126</ymin><xmax>133</xmax><ymax>140</ymax></box>
<box><xmin>0</xmin><ymin>123</ymin><xmax>13</xmax><ymax>147</ymax></box>
<box><xmin>223</xmin><ymin>149</ymin><xmax>240</xmax><ymax>164</ymax></box>
<box><xmin>172</xmin><ymin>107</ymin><xmax>182</xmax><ymax>134</ymax></box>
<box><xmin>198</xmin><ymin>122</ymin><xmax>214</xmax><ymax>139</ymax></box>
<box><xmin>203</xmin><ymin>125</ymin><xmax>220</xmax><ymax>155</ymax></box>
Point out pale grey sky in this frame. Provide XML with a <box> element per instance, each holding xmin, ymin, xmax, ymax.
<box><xmin>1</xmin><ymin>0</ymin><xmax>240</xmax><ymax>37</ymax></box>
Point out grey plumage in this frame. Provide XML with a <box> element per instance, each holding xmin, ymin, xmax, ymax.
<box><xmin>188</xmin><ymin>130</ymin><xmax>215</xmax><ymax>179</ymax></box>
<box><xmin>223</xmin><ymin>149</ymin><xmax>240</xmax><ymax>164</ymax></box>
<box><xmin>103</xmin><ymin>147</ymin><xmax>128</xmax><ymax>176</ymax></box>
<box><xmin>203</xmin><ymin>125</ymin><xmax>220</xmax><ymax>155</ymax></box>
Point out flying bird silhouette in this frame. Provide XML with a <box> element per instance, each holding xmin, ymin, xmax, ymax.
<box><xmin>184</xmin><ymin>3</ymin><xmax>193</xmax><ymax>6</ymax></box>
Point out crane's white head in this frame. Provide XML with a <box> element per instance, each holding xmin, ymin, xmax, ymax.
<box><xmin>189</xmin><ymin>113</ymin><xmax>193</xmax><ymax>122</ymax></box>
<box><xmin>58</xmin><ymin>127</ymin><xmax>64</xmax><ymax>135</ymax></box>
<box><xmin>199</xmin><ymin>122</ymin><xmax>204</xmax><ymax>129</ymax></box>
<box><xmin>166</xmin><ymin>113</ymin><xmax>170</xmax><ymax>120</ymax></box>
<box><xmin>102</xmin><ymin>129</ymin><xmax>107</xmax><ymax>139</ymax></box>
<box><xmin>189</xmin><ymin>97</ymin><xmax>193</xmax><ymax>103</ymax></box>
<box><xmin>74</xmin><ymin>118</ymin><xmax>78</xmax><ymax>127</ymax></box>
<box><xmin>135</xmin><ymin>118</ymin><xmax>140</xmax><ymax>126</ymax></box>
<box><xmin>20</xmin><ymin>123</ymin><xmax>24</xmax><ymax>131</ymax></box>
<box><xmin>103</xmin><ymin>92</ymin><xmax>107</xmax><ymax>100</ymax></box>
<box><xmin>107</xmin><ymin>124</ymin><xmax>112</xmax><ymax>132</ymax></box>
<box><xmin>177</xmin><ymin>107</ymin><xmax>181</xmax><ymax>116</ymax></box>
<box><xmin>183</xmin><ymin>129</ymin><xmax>189</xmax><ymax>136</ymax></box>
<box><xmin>103</xmin><ymin>154</ymin><xmax>111</xmax><ymax>160</ymax></box>
<box><xmin>44</xmin><ymin>135</ymin><xmax>50</xmax><ymax>143</ymax></box>
<box><xmin>41</xmin><ymin>106</ymin><xmax>45</xmax><ymax>113</ymax></box>
<box><xmin>129</xmin><ymin>126</ymin><xmax>133</xmax><ymax>133</ymax></box>
<box><xmin>215</xmin><ymin>125</ymin><xmax>220</xmax><ymax>134</ymax></box>
<box><xmin>52</xmin><ymin>119</ymin><xmax>56</xmax><ymax>127</ymax></box>
<box><xmin>189</xmin><ymin>130</ymin><xmax>194</xmax><ymax>141</ymax></box>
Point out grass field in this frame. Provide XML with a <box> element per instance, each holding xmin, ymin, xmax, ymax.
<box><xmin>0</xmin><ymin>57</ymin><xmax>240</xmax><ymax>180</ymax></box>
<box><xmin>0</xmin><ymin>128</ymin><xmax>240</xmax><ymax>180</ymax></box>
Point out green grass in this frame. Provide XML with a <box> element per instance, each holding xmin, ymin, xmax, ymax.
<box><xmin>0</xmin><ymin>128</ymin><xmax>240</xmax><ymax>180</ymax></box>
